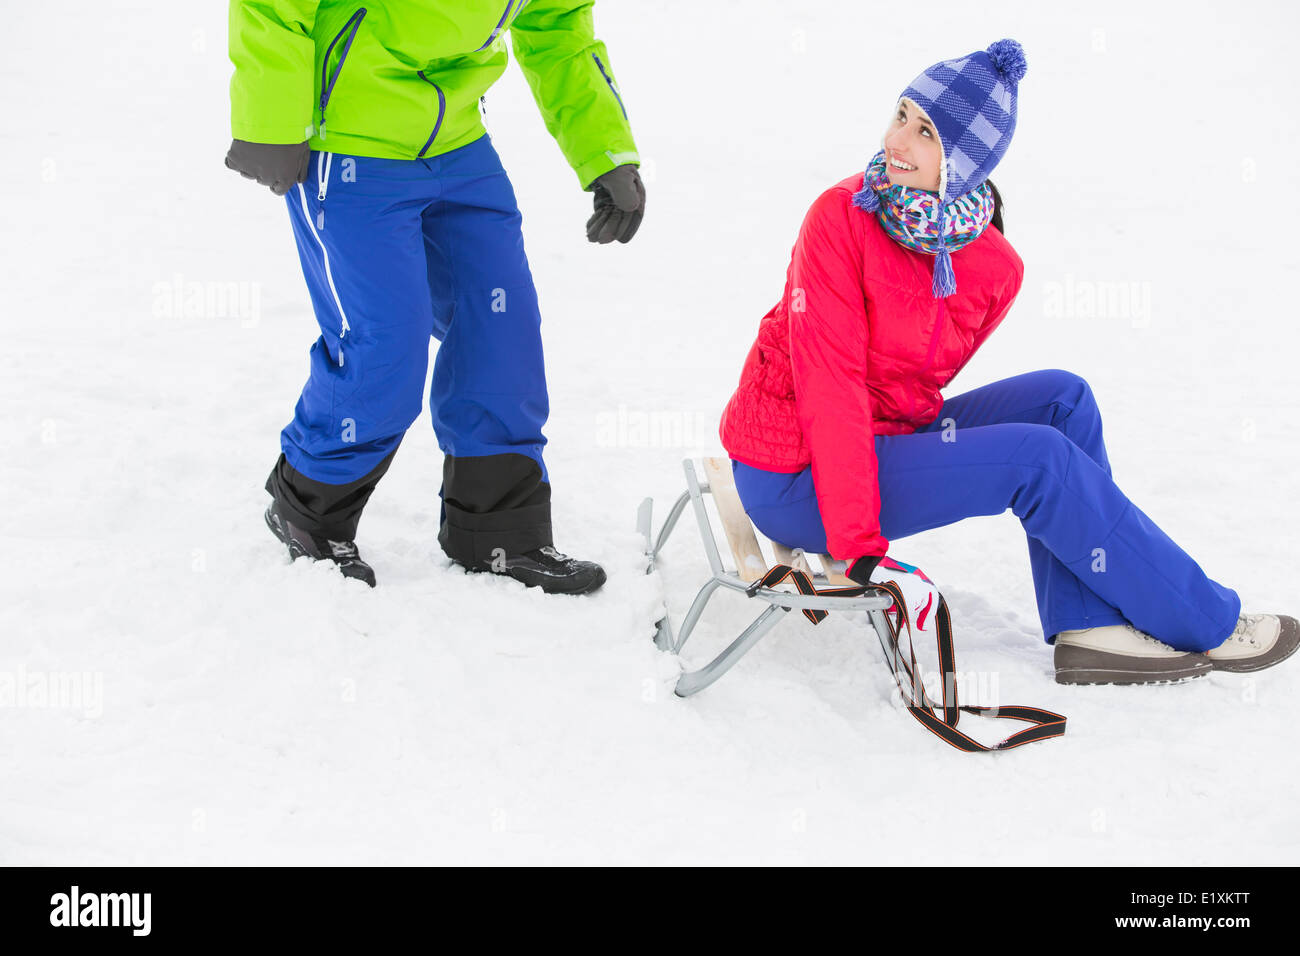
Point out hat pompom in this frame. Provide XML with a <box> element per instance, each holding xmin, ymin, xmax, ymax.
<box><xmin>985</xmin><ymin>39</ymin><xmax>1027</xmax><ymax>84</ymax></box>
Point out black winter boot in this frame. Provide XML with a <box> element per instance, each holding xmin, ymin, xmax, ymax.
<box><xmin>265</xmin><ymin>500</ymin><xmax>377</xmax><ymax>588</ymax></box>
<box><xmin>466</xmin><ymin>545</ymin><xmax>606</xmax><ymax>596</ymax></box>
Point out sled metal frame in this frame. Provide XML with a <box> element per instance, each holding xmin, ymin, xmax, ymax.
<box><xmin>638</xmin><ymin>458</ymin><xmax>899</xmax><ymax>698</ymax></box>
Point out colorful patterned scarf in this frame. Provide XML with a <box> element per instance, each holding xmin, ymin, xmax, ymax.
<box><xmin>851</xmin><ymin>149</ymin><xmax>995</xmax><ymax>298</ymax></box>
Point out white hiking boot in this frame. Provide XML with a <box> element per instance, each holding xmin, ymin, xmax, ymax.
<box><xmin>1053</xmin><ymin>623</ymin><xmax>1212</xmax><ymax>685</ymax></box>
<box><xmin>1204</xmin><ymin>614</ymin><xmax>1299</xmax><ymax>673</ymax></box>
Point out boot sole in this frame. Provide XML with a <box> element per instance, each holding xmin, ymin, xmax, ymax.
<box><xmin>1207</xmin><ymin>615</ymin><xmax>1300</xmax><ymax>673</ymax></box>
<box><xmin>1054</xmin><ymin>643</ymin><xmax>1212</xmax><ymax>685</ymax></box>
<box><xmin>1055</xmin><ymin>667</ymin><xmax>1210</xmax><ymax>686</ymax></box>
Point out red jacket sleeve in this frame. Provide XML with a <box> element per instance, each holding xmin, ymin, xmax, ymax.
<box><xmin>786</xmin><ymin>188</ymin><xmax>889</xmax><ymax>562</ymax></box>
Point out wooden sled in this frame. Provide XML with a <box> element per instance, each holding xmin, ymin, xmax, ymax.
<box><xmin>638</xmin><ymin>457</ymin><xmax>898</xmax><ymax>697</ymax></box>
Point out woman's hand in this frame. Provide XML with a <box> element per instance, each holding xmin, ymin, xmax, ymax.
<box><xmin>852</xmin><ymin>555</ymin><xmax>941</xmax><ymax>636</ymax></box>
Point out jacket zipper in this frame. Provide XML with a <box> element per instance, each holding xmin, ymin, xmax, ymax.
<box><xmin>418</xmin><ymin>2</ymin><xmax>511</xmax><ymax>155</ymax></box>
<box><xmin>416</xmin><ymin>71</ymin><xmax>447</xmax><ymax>158</ymax></box>
<box><xmin>318</xmin><ymin>8</ymin><xmax>368</xmax><ymax>140</ymax></box>
<box><xmin>474</xmin><ymin>0</ymin><xmax>517</xmax><ymax>51</ymax></box>
<box><xmin>591</xmin><ymin>52</ymin><xmax>628</xmax><ymax>119</ymax></box>
<box><xmin>422</xmin><ymin>0</ymin><xmax>510</xmax><ymax>154</ymax></box>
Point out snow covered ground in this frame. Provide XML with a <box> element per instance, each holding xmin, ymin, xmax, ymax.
<box><xmin>2</xmin><ymin>1</ymin><xmax>1298</xmax><ymax>865</ymax></box>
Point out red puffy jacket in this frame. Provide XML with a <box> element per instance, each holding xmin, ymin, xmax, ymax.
<box><xmin>719</xmin><ymin>173</ymin><xmax>1024</xmax><ymax>562</ymax></box>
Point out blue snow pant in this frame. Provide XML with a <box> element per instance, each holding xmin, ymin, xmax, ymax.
<box><xmin>267</xmin><ymin>133</ymin><xmax>553</xmax><ymax>564</ymax></box>
<box><xmin>732</xmin><ymin>369</ymin><xmax>1241</xmax><ymax>653</ymax></box>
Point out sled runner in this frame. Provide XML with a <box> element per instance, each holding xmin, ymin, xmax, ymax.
<box><xmin>639</xmin><ymin>457</ymin><xmax>1066</xmax><ymax>751</ymax></box>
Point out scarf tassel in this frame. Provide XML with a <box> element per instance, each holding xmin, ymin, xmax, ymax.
<box><xmin>853</xmin><ymin>150</ymin><xmax>994</xmax><ymax>299</ymax></box>
<box><xmin>932</xmin><ymin>243</ymin><xmax>956</xmax><ymax>298</ymax></box>
<box><xmin>851</xmin><ymin>186</ymin><xmax>880</xmax><ymax>212</ymax></box>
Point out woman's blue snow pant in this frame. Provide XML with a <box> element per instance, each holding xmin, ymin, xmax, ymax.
<box><xmin>731</xmin><ymin>369</ymin><xmax>1241</xmax><ymax>652</ymax></box>
<box><xmin>266</xmin><ymin>133</ymin><xmax>553</xmax><ymax>565</ymax></box>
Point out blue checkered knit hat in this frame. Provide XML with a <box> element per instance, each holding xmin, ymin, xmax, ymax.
<box><xmin>863</xmin><ymin>39</ymin><xmax>1027</xmax><ymax>297</ymax></box>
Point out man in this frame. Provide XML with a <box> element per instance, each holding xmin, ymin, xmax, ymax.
<box><xmin>225</xmin><ymin>1</ymin><xmax>645</xmax><ymax>594</ymax></box>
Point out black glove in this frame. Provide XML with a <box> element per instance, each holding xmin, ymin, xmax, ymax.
<box><xmin>225</xmin><ymin>139</ymin><xmax>311</xmax><ymax>196</ymax></box>
<box><xmin>585</xmin><ymin>164</ymin><xmax>645</xmax><ymax>244</ymax></box>
<box><xmin>846</xmin><ymin>554</ymin><xmax>884</xmax><ymax>586</ymax></box>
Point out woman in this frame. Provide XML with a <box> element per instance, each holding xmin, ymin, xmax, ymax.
<box><xmin>718</xmin><ymin>39</ymin><xmax>1296</xmax><ymax>684</ymax></box>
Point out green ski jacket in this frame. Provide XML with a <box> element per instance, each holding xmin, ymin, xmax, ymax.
<box><xmin>229</xmin><ymin>1</ymin><xmax>639</xmax><ymax>188</ymax></box>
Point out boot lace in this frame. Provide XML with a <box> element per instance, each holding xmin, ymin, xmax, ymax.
<box><xmin>1122</xmin><ymin>623</ymin><xmax>1175</xmax><ymax>650</ymax></box>
<box><xmin>327</xmin><ymin>539</ymin><xmax>360</xmax><ymax>559</ymax></box>
<box><xmin>1223</xmin><ymin>614</ymin><xmax>1264</xmax><ymax>648</ymax></box>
